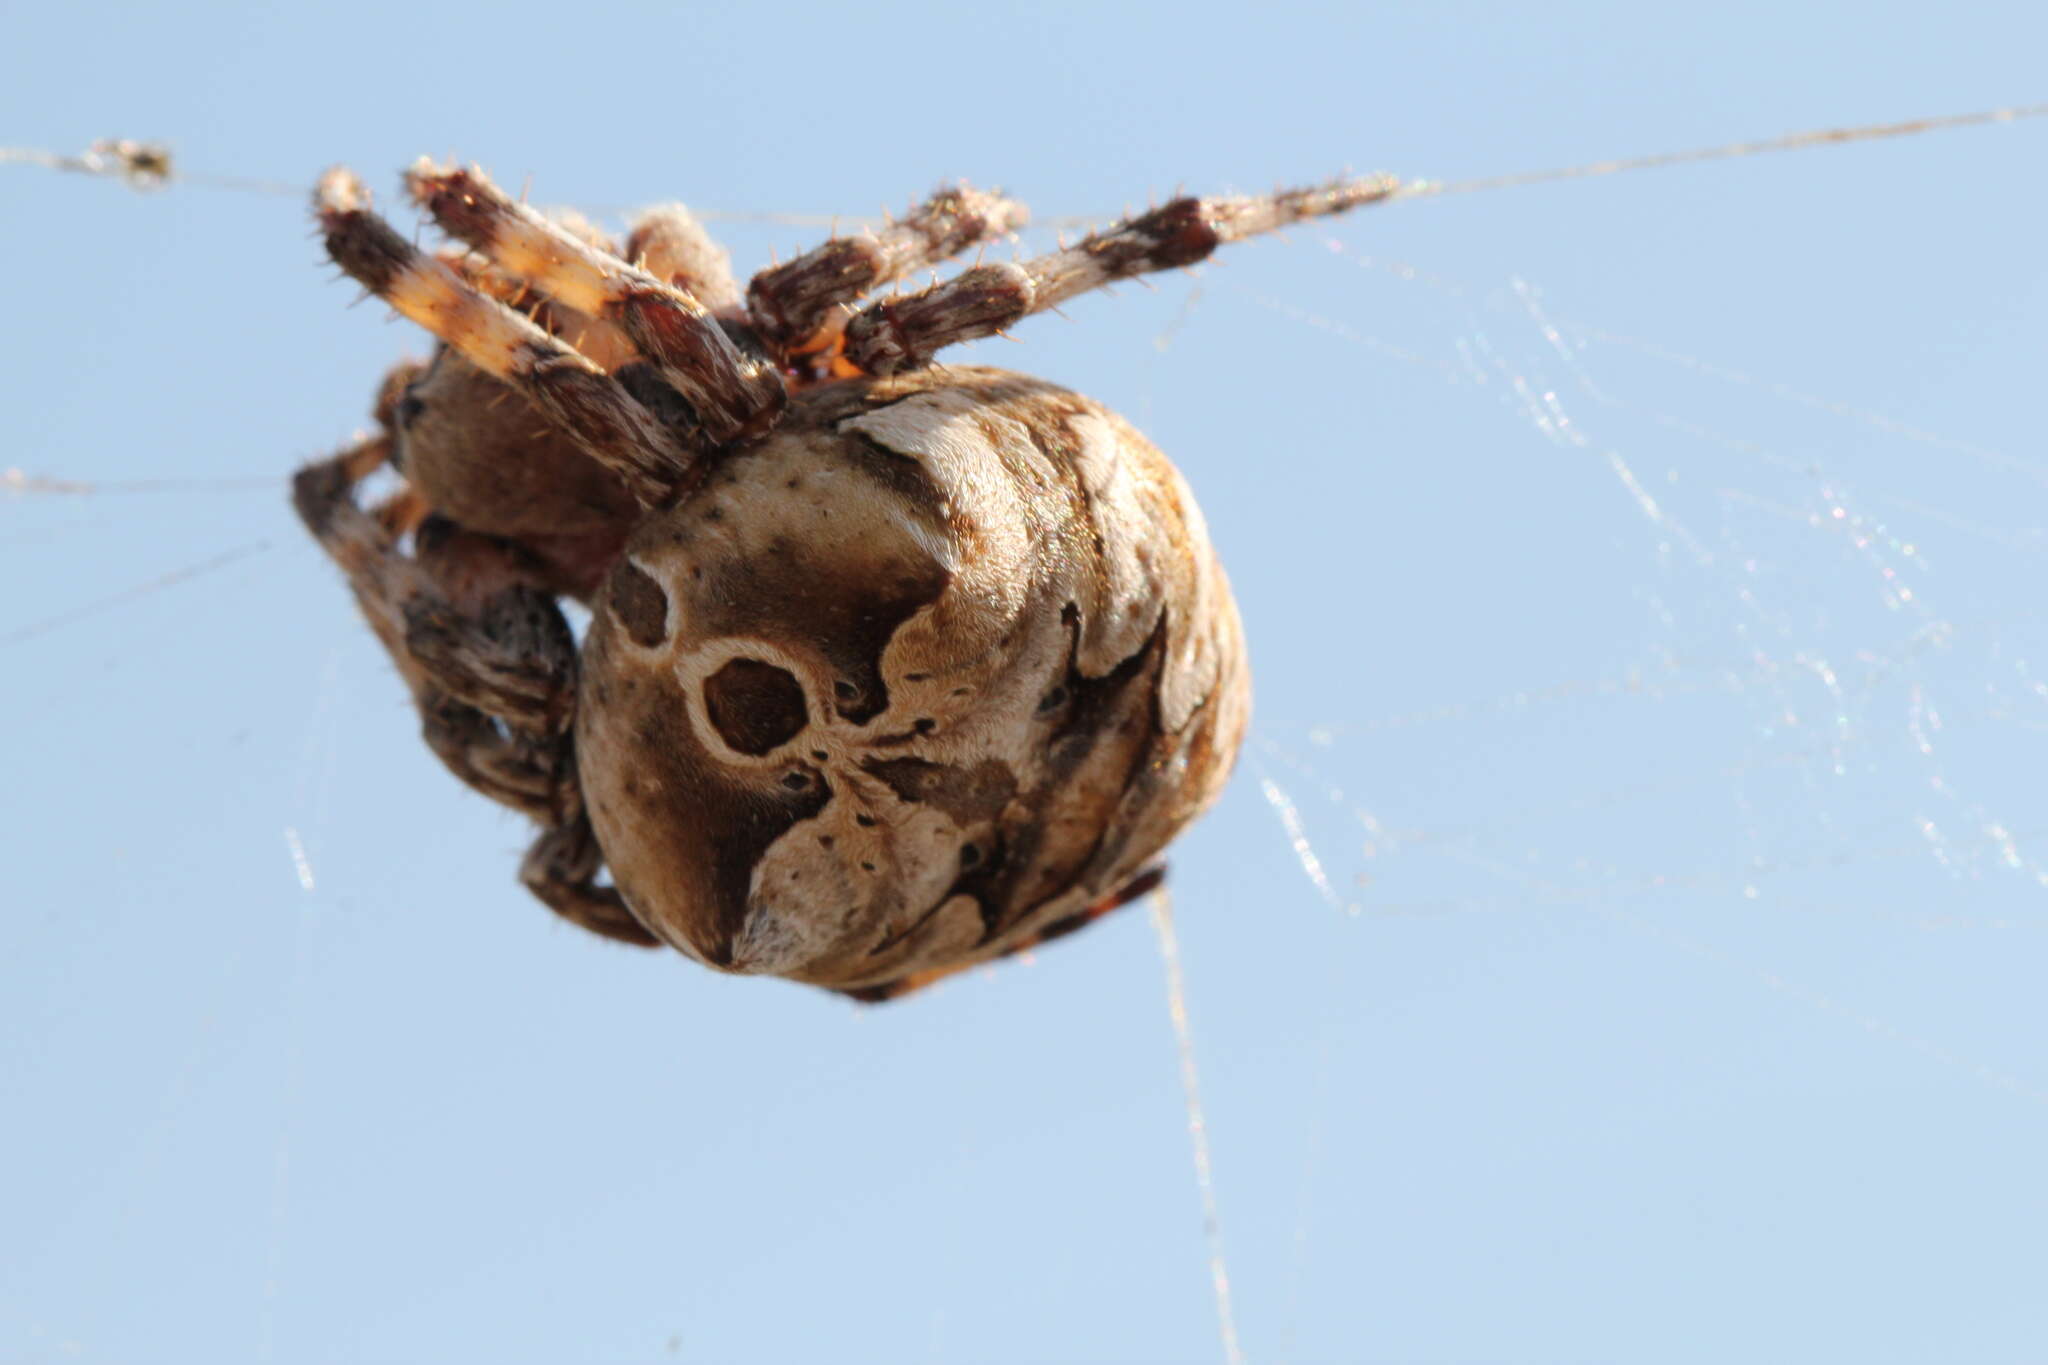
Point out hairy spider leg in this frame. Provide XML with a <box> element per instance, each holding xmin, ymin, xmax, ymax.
<box><xmin>406</xmin><ymin>161</ymin><xmax>787</xmax><ymax>444</ymax></box>
<box><xmin>843</xmin><ymin>174</ymin><xmax>1401</xmax><ymax>375</ymax></box>
<box><xmin>292</xmin><ymin>435</ymin><xmax>576</xmax><ymax>815</ymax></box>
<box><xmin>316</xmin><ymin>168</ymin><xmax>694</xmax><ymax>508</ymax></box>
<box><xmin>520</xmin><ymin>819</ymin><xmax>660</xmax><ymax>948</ymax></box>
<box><xmin>292</xmin><ymin>425</ymin><xmax>659</xmax><ymax>948</ymax></box>
<box><xmin>436</xmin><ymin>246</ymin><xmax>641</xmax><ymax>372</ymax></box>
<box><xmin>744</xmin><ymin>183</ymin><xmax>1029</xmax><ymax>362</ymax></box>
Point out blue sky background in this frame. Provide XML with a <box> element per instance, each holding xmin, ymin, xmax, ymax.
<box><xmin>6</xmin><ymin>3</ymin><xmax>2048</xmax><ymax>1361</ymax></box>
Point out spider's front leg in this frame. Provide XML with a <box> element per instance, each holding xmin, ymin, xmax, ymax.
<box><xmin>316</xmin><ymin>169</ymin><xmax>696</xmax><ymax>508</ymax></box>
<box><xmin>743</xmin><ymin>182</ymin><xmax>1029</xmax><ymax>363</ymax></box>
<box><xmin>403</xmin><ymin>161</ymin><xmax>787</xmax><ymax>444</ymax></box>
<box><xmin>842</xmin><ymin>174</ymin><xmax>1400</xmax><ymax>375</ymax></box>
<box><xmin>291</xmin><ymin>424</ymin><xmax>658</xmax><ymax>950</ymax></box>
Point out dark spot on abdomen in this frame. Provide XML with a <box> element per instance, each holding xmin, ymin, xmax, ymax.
<box><xmin>704</xmin><ymin>658</ymin><xmax>809</xmax><ymax>755</ymax></box>
<box><xmin>863</xmin><ymin>757</ymin><xmax>1017</xmax><ymax>825</ymax></box>
<box><xmin>608</xmin><ymin>559</ymin><xmax>671</xmax><ymax>648</ymax></box>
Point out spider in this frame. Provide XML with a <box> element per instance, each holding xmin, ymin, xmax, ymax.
<box><xmin>296</xmin><ymin>160</ymin><xmax>1394</xmax><ymax>1000</ymax></box>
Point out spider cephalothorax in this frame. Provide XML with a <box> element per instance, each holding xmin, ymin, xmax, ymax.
<box><xmin>297</xmin><ymin>159</ymin><xmax>1392</xmax><ymax>999</ymax></box>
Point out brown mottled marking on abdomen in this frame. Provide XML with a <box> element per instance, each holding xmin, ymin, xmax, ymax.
<box><xmin>862</xmin><ymin>757</ymin><xmax>1018</xmax><ymax>825</ymax></box>
<box><xmin>575</xmin><ymin>367</ymin><xmax>1247</xmax><ymax>991</ymax></box>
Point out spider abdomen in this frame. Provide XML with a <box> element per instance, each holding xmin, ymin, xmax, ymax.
<box><xmin>575</xmin><ymin>367</ymin><xmax>1249</xmax><ymax>994</ymax></box>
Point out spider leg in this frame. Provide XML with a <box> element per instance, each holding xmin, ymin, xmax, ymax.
<box><xmin>292</xmin><ymin>436</ymin><xmax>575</xmax><ymax>802</ymax></box>
<box><xmin>842</xmin><ymin>173</ymin><xmax>1399</xmax><ymax>375</ymax></box>
<box><xmin>438</xmin><ymin>246</ymin><xmax>641</xmax><ymax>372</ymax></box>
<box><xmin>405</xmin><ymin>161</ymin><xmax>787</xmax><ymax>444</ymax></box>
<box><xmin>521</xmin><ymin>818</ymin><xmax>660</xmax><ymax>948</ymax></box>
<box><xmin>316</xmin><ymin>168</ymin><xmax>693</xmax><ymax>508</ymax></box>
<box><xmin>293</xmin><ymin>427</ymin><xmax>660</xmax><ymax>950</ymax></box>
<box><xmin>448</xmin><ymin>206</ymin><xmax>735</xmax><ymax>370</ymax></box>
<box><xmin>416</xmin><ymin>691</ymin><xmax>570</xmax><ymax>821</ymax></box>
<box><xmin>404</xmin><ymin>520</ymin><xmax>583</xmax><ymax>728</ymax></box>
<box><xmin>743</xmin><ymin>183</ymin><xmax>1028</xmax><ymax>361</ymax></box>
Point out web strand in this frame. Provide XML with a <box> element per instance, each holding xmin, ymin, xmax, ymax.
<box><xmin>1150</xmin><ymin>890</ymin><xmax>1245</xmax><ymax>1365</ymax></box>
<box><xmin>7</xmin><ymin>99</ymin><xmax>2043</xmax><ymax>229</ymax></box>
<box><xmin>1393</xmin><ymin>100</ymin><xmax>2048</xmax><ymax>200</ymax></box>
<box><xmin>0</xmin><ymin>540</ymin><xmax>270</xmax><ymax>646</ymax></box>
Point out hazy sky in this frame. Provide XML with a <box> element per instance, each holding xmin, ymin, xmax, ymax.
<box><xmin>7</xmin><ymin>3</ymin><xmax>2048</xmax><ymax>1361</ymax></box>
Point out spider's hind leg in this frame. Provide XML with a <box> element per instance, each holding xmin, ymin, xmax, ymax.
<box><xmin>522</xmin><ymin>819</ymin><xmax>659</xmax><ymax>948</ymax></box>
<box><xmin>293</xmin><ymin>446</ymin><xmax>571</xmax><ymax>739</ymax></box>
<box><xmin>292</xmin><ymin>419</ymin><xmax>658</xmax><ymax>951</ymax></box>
